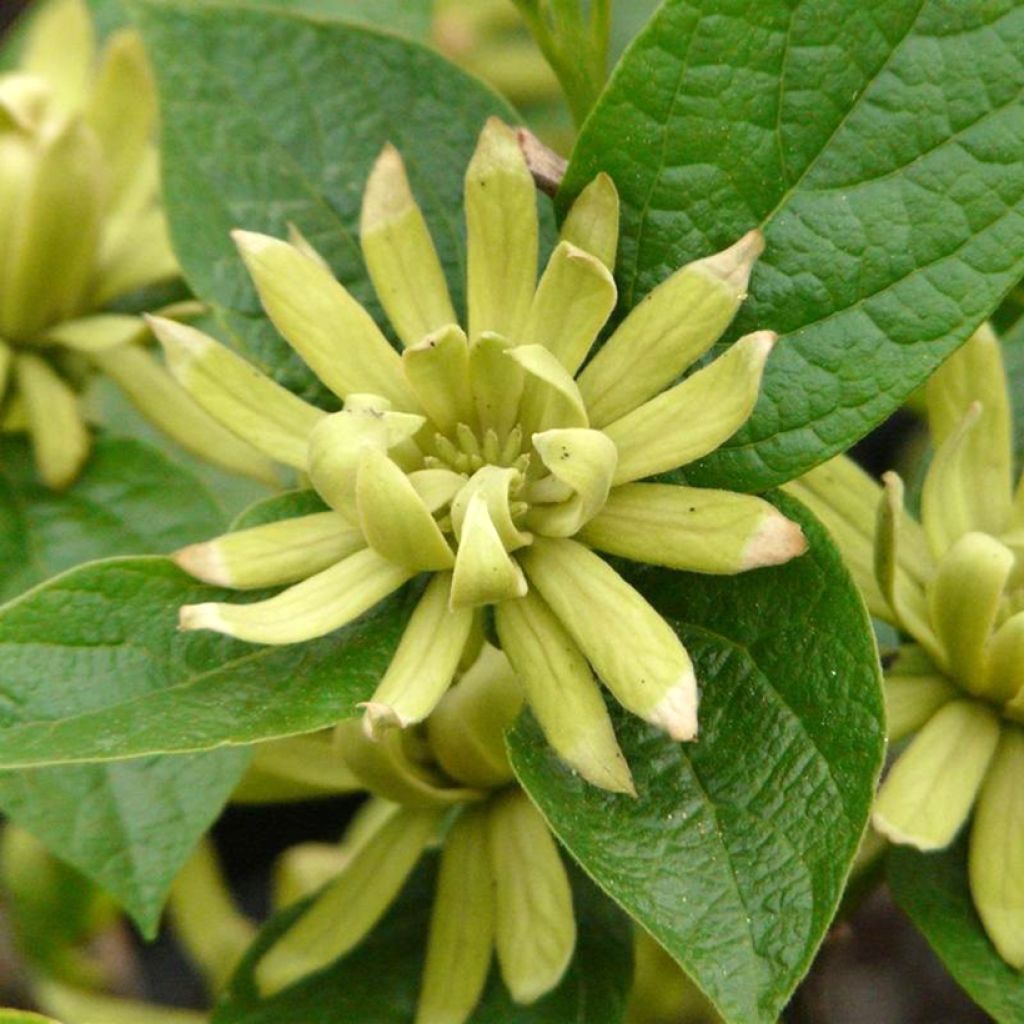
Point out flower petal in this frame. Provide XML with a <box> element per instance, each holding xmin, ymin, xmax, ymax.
<box><xmin>873</xmin><ymin>699</ymin><xmax>1000</xmax><ymax>851</ymax></box>
<box><xmin>174</xmin><ymin>512</ymin><xmax>362</xmax><ymax>590</ymax></box>
<box><xmin>148</xmin><ymin>315</ymin><xmax>324</xmax><ymax>469</ymax></box>
<box><xmin>926</xmin><ymin>324</ymin><xmax>1014</xmax><ymax>536</ymax></box>
<box><xmin>451</xmin><ymin>466</ymin><xmax>530</xmax><ymax>551</ymax></box>
<box><xmin>179</xmin><ymin>547</ymin><xmax>412</xmax><ymax>645</ymax></box>
<box><xmin>361</xmin><ymin>573</ymin><xmax>474</xmax><ymax>733</ymax></box>
<box><xmin>578</xmin><ymin>229</ymin><xmax>764</xmax><ymax>426</ymax></box>
<box><xmin>14</xmin><ymin>353</ymin><xmax>89</xmax><ymax>490</ymax></box>
<box><xmin>469</xmin><ymin>332</ymin><xmax>523</xmax><ymax>440</ymax></box>
<box><xmin>521</xmin><ymin>537</ymin><xmax>698</xmax><ymax>740</ymax></box>
<box><xmin>582</xmin><ymin>483</ymin><xmax>806</xmax><ymax>574</ymax></box>
<box><xmin>450</xmin><ymin>493</ymin><xmax>528</xmax><ymax>609</ymax></box>
<box><xmin>559</xmin><ymin>172</ymin><xmax>619</xmax><ymax>270</ymax></box>
<box><xmin>356</xmin><ymin>448</ymin><xmax>454</xmax><ymax>571</ymax></box>
<box><xmin>518</xmin><ymin>241</ymin><xmax>616</xmax><ymax>374</ymax></box>
<box><xmin>93</xmin><ymin>344</ymin><xmax>278</xmax><ymax>485</ymax></box>
<box><xmin>255</xmin><ymin>802</ymin><xmax>442</xmax><ymax>995</ymax></box>
<box><xmin>606</xmin><ymin>330</ymin><xmax>775</xmax><ymax>485</ymax></box>
<box><xmin>465</xmin><ymin>118</ymin><xmax>538</xmax><ymax>344</ymax></box>
<box><xmin>985</xmin><ymin>613</ymin><xmax>1024</xmax><ymax>707</ymax></box>
<box><xmin>884</xmin><ymin>674</ymin><xmax>957</xmax><ymax>745</ymax></box>
<box><xmin>969</xmin><ymin>725</ymin><xmax>1024</xmax><ymax>968</ymax></box>
<box><xmin>20</xmin><ymin>0</ymin><xmax>95</xmax><ymax>113</ymax></box>
<box><xmin>427</xmin><ymin>643</ymin><xmax>524</xmax><ymax>789</ymax></box>
<box><xmin>927</xmin><ymin>532</ymin><xmax>1014</xmax><ymax>697</ymax></box>
<box><xmin>496</xmin><ymin>591</ymin><xmax>635</xmax><ymax>795</ymax></box>
<box><xmin>488</xmin><ymin>790</ymin><xmax>575</xmax><ymax>1005</ymax></box>
<box><xmin>506</xmin><ymin>343</ymin><xmax>588</xmax><ymax>434</ymax></box>
<box><xmin>233</xmin><ymin>230</ymin><xmax>415</xmax><ymax>409</ymax></box>
<box><xmin>416</xmin><ymin>806</ymin><xmax>496</xmax><ymax>1024</ymax></box>
<box><xmin>528</xmin><ymin>428</ymin><xmax>618</xmax><ymax>538</ymax></box>
<box><xmin>43</xmin><ymin>313</ymin><xmax>146</xmax><ymax>353</ymax></box>
<box><xmin>361</xmin><ymin>144</ymin><xmax>457</xmax><ymax>347</ymax></box>
<box><xmin>402</xmin><ymin>323</ymin><xmax>475</xmax><ymax>435</ymax></box>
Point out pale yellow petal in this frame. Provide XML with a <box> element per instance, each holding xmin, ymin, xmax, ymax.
<box><xmin>402</xmin><ymin>323</ymin><xmax>474</xmax><ymax>435</ymax></box>
<box><xmin>559</xmin><ymin>172</ymin><xmax>619</xmax><ymax>271</ymax></box>
<box><xmin>450</xmin><ymin>492</ymin><xmax>528</xmax><ymax>609</ymax></box>
<box><xmin>20</xmin><ymin>0</ymin><xmax>95</xmax><ymax>113</ymax></box>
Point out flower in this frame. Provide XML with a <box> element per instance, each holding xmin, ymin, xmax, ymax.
<box><xmin>152</xmin><ymin>117</ymin><xmax>807</xmax><ymax>794</ymax></box>
<box><xmin>0</xmin><ymin>0</ymin><xmax>272</xmax><ymax>488</ymax></box>
<box><xmin>786</xmin><ymin>324</ymin><xmax>1024</xmax><ymax>968</ymax></box>
<box><xmin>262</xmin><ymin>644</ymin><xmax>578</xmax><ymax>1023</ymax></box>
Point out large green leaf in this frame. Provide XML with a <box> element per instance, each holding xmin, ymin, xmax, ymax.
<box><xmin>889</xmin><ymin>840</ymin><xmax>1024</xmax><ymax>1023</ymax></box>
<box><xmin>0</xmin><ymin>435</ymin><xmax>225</xmax><ymax>603</ymax></box>
<box><xmin>508</xmin><ymin>494</ymin><xmax>884</xmax><ymax>1024</ymax></box>
<box><xmin>137</xmin><ymin>0</ymin><xmax>529</xmax><ymax>405</ymax></box>
<box><xmin>563</xmin><ymin>0</ymin><xmax>1024</xmax><ymax>491</ymax></box>
<box><xmin>0</xmin><ymin>558</ymin><xmax>413</xmax><ymax>767</ymax></box>
<box><xmin>1003</xmin><ymin>313</ymin><xmax>1024</xmax><ymax>464</ymax></box>
<box><xmin>214</xmin><ymin>855</ymin><xmax>632</xmax><ymax>1024</ymax></box>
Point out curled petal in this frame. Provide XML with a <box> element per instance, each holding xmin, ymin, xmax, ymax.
<box><xmin>507</xmin><ymin>344</ymin><xmax>588</xmax><ymax>435</ymax></box>
<box><xmin>578</xmin><ymin>229</ymin><xmax>764</xmax><ymax>426</ymax></box>
<box><xmin>606</xmin><ymin>330</ymin><xmax>775</xmax><ymax>485</ymax></box>
<box><xmin>361</xmin><ymin>144</ymin><xmax>457</xmax><ymax>346</ymax></box>
<box><xmin>450</xmin><ymin>493</ymin><xmax>528</xmax><ymax>609</ymax></box>
<box><xmin>179</xmin><ymin>547</ymin><xmax>412</xmax><ymax>645</ymax></box>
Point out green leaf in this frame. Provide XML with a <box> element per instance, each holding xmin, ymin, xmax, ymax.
<box><xmin>508</xmin><ymin>493</ymin><xmax>885</xmax><ymax>1024</ymax></box>
<box><xmin>1003</xmin><ymin>314</ymin><xmax>1024</xmax><ymax>466</ymax></box>
<box><xmin>136</xmin><ymin>1</ymin><xmax>532</xmax><ymax>406</ymax></box>
<box><xmin>889</xmin><ymin>840</ymin><xmax>1024</xmax><ymax>1023</ymax></box>
<box><xmin>231</xmin><ymin>489</ymin><xmax>328</xmax><ymax>530</ymax></box>
<box><xmin>0</xmin><ymin>435</ymin><xmax>225</xmax><ymax>603</ymax></box>
<box><xmin>0</xmin><ymin>750</ymin><xmax>247</xmax><ymax>939</ymax></box>
<box><xmin>213</xmin><ymin>854</ymin><xmax>632</xmax><ymax>1024</ymax></box>
<box><xmin>0</xmin><ymin>1013</ymin><xmax>65</xmax><ymax>1024</ymax></box>
<box><xmin>0</xmin><ymin>558</ymin><xmax>413</xmax><ymax>768</ymax></box>
<box><xmin>563</xmin><ymin>0</ymin><xmax>1024</xmax><ymax>491</ymax></box>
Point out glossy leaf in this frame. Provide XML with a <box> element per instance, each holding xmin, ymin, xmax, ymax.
<box><xmin>563</xmin><ymin>0</ymin><xmax>1024</xmax><ymax>491</ymax></box>
<box><xmin>508</xmin><ymin>494</ymin><xmax>885</xmax><ymax>1024</ymax></box>
<box><xmin>889</xmin><ymin>840</ymin><xmax>1024</xmax><ymax>1023</ymax></box>
<box><xmin>0</xmin><ymin>558</ymin><xmax>414</xmax><ymax>767</ymax></box>
<box><xmin>213</xmin><ymin>855</ymin><xmax>632</xmax><ymax>1024</ymax></box>
<box><xmin>0</xmin><ymin>435</ymin><xmax>224</xmax><ymax>603</ymax></box>
<box><xmin>137</xmin><ymin>1</ymin><xmax>533</xmax><ymax>406</ymax></box>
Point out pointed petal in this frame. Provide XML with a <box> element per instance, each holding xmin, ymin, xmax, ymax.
<box><xmin>416</xmin><ymin>807</ymin><xmax>495</xmax><ymax>1024</ymax></box>
<box><xmin>233</xmin><ymin>230</ymin><xmax>415</xmax><ymax>408</ymax></box>
<box><xmin>507</xmin><ymin>343</ymin><xmax>588</xmax><ymax>434</ymax></box>
<box><xmin>969</xmin><ymin>726</ymin><xmax>1024</xmax><ymax>968</ymax></box>
<box><xmin>528</xmin><ymin>428</ymin><xmax>618</xmax><ymax>538</ymax></box>
<box><xmin>518</xmin><ymin>241</ymin><xmax>616</xmax><ymax>373</ymax></box>
<box><xmin>488</xmin><ymin>790</ymin><xmax>575</xmax><ymax>1004</ymax></box>
<box><xmin>93</xmin><ymin>344</ymin><xmax>278</xmax><ymax>485</ymax></box>
<box><xmin>450</xmin><ymin>493</ymin><xmax>528</xmax><ymax>609</ymax></box>
<box><xmin>559</xmin><ymin>172</ymin><xmax>619</xmax><ymax>271</ymax></box>
<box><xmin>20</xmin><ymin>0</ymin><xmax>95</xmax><ymax>113</ymax></box>
<box><xmin>874</xmin><ymin>472</ymin><xmax>939</xmax><ymax>651</ymax></box>
<box><xmin>873</xmin><ymin>700</ymin><xmax>1000</xmax><ymax>851</ymax></box>
<box><xmin>450</xmin><ymin>466</ymin><xmax>530</xmax><ymax>551</ymax></box>
<box><xmin>1</xmin><ymin>118</ymin><xmax>104</xmax><ymax>339</ymax></box>
<box><xmin>86</xmin><ymin>30</ymin><xmax>158</xmax><ymax>214</ymax></box>
<box><xmin>921</xmin><ymin>402</ymin><xmax>985</xmax><ymax>560</ymax></box>
<box><xmin>496</xmin><ymin>591</ymin><xmax>635</xmax><ymax>795</ymax></box>
<box><xmin>582</xmin><ymin>482</ymin><xmax>806</xmax><ymax>574</ymax></box>
<box><xmin>927</xmin><ymin>532</ymin><xmax>1014</xmax><ymax>697</ymax></box>
<box><xmin>926</xmin><ymin>324</ymin><xmax>1014</xmax><ymax>535</ymax></box>
<box><xmin>335</xmin><ymin>718</ymin><xmax>477</xmax><ymax>808</ymax></box>
<box><xmin>44</xmin><ymin>313</ymin><xmax>147</xmax><ymax>353</ymax></box>
<box><xmin>402</xmin><ymin>323</ymin><xmax>474</xmax><ymax>435</ymax></box>
<box><xmin>361</xmin><ymin>573</ymin><xmax>474</xmax><ymax>732</ymax></box>
<box><xmin>15</xmin><ymin>353</ymin><xmax>89</xmax><ymax>489</ymax></box>
<box><xmin>884</xmin><ymin>673</ymin><xmax>957</xmax><ymax>744</ymax></box>
<box><xmin>179</xmin><ymin>547</ymin><xmax>412</xmax><ymax>645</ymax></box>
<box><xmin>174</xmin><ymin>512</ymin><xmax>362</xmax><ymax>590</ymax></box>
<box><xmin>256</xmin><ymin>803</ymin><xmax>442</xmax><ymax>995</ymax></box>
<box><xmin>578</xmin><ymin>230</ymin><xmax>764</xmax><ymax>426</ymax></box>
<box><xmin>356</xmin><ymin>448</ymin><xmax>454</xmax><ymax>571</ymax></box>
<box><xmin>148</xmin><ymin>315</ymin><xmax>324</xmax><ymax>469</ymax></box>
<box><xmin>361</xmin><ymin>144</ymin><xmax>457</xmax><ymax>347</ymax></box>
<box><xmin>522</xmin><ymin>538</ymin><xmax>698</xmax><ymax>740</ymax></box>
<box><xmin>426</xmin><ymin>643</ymin><xmax>523</xmax><ymax>789</ymax></box>
<box><xmin>606</xmin><ymin>330</ymin><xmax>775</xmax><ymax>485</ymax></box>
<box><xmin>985</xmin><ymin>613</ymin><xmax>1024</xmax><ymax>707</ymax></box>
<box><xmin>469</xmin><ymin>332</ymin><xmax>523</xmax><ymax>440</ymax></box>
<box><xmin>465</xmin><ymin>118</ymin><xmax>538</xmax><ymax>343</ymax></box>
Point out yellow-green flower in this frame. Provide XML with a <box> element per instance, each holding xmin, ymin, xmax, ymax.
<box><xmin>153</xmin><ymin>117</ymin><xmax>806</xmax><ymax>794</ymax></box>
<box><xmin>787</xmin><ymin>324</ymin><xmax>1024</xmax><ymax>968</ymax></box>
<box><xmin>0</xmin><ymin>0</ymin><xmax>272</xmax><ymax>488</ymax></box>
<box><xmin>263</xmin><ymin>644</ymin><xmax>578</xmax><ymax>1024</ymax></box>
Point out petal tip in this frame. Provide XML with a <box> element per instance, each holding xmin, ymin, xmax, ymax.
<box><xmin>178</xmin><ymin>602</ymin><xmax>224</xmax><ymax>633</ymax></box>
<box><xmin>173</xmin><ymin>542</ymin><xmax>231</xmax><ymax>587</ymax></box>
<box><xmin>231</xmin><ymin>228</ymin><xmax>277</xmax><ymax>257</ymax></box>
<box><xmin>359</xmin><ymin>700</ymin><xmax>408</xmax><ymax>740</ymax></box>
<box><xmin>741</xmin><ymin>513</ymin><xmax>808</xmax><ymax>570</ymax></box>
<box><xmin>648</xmin><ymin>669</ymin><xmax>699</xmax><ymax>741</ymax></box>
<box><xmin>703</xmin><ymin>228</ymin><xmax>766</xmax><ymax>293</ymax></box>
